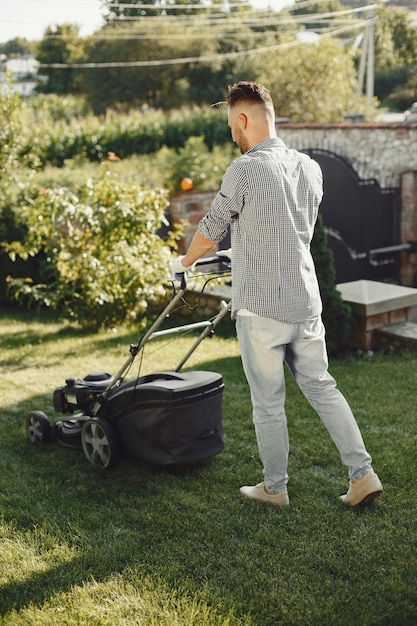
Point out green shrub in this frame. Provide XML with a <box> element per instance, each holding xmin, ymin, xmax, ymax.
<box><xmin>5</xmin><ymin>168</ymin><xmax>181</xmax><ymax>330</ymax></box>
<box><xmin>312</xmin><ymin>213</ymin><xmax>354</xmax><ymax>350</ymax></box>
<box><xmin>386</xmin><ymin>64</ymin><xmax>417</xmax><ymax>111</ymax></box>
<box><xmin>0</xmin><ymin>72</ymin><xmax>24</xmax><ymax>199</ymax></box>
<box><xmin>0</xmin><ymin>73</ymin><xmax>43</xmax><ymax>303</ymax></box>
<box><xmin>22</xmin><ymin>93</ymin><xmax>91</xmax><ymax>122</ymax></box>
<box><xmin>162</xmin><ymin>136</ymin><xmax>239</xmax><ymax>192</ymax></box>
<box><xmin>19</xmin><ymin>102</ymin><xmax>231</xmax><ymax>168</ymax></box>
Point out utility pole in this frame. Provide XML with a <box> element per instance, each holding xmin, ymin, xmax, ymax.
<box><xmin>366</xmin><ymin>7</ymin><xmax>375</xmax><ymax>105</ymax></box>
<box><xmin>356</xmin><ymin>5</ymin><xmax>376</xmax><ymax>105</ymax></box>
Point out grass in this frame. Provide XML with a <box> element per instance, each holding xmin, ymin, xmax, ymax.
<box><xmin>1</xmin><ymin>306</ymin><xmax>417</xmax><ymax>625</ymax></box>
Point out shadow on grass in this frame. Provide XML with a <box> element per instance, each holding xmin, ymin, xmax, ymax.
<box><xmin>0</xmin><ymin>306</ymin><xmax>137</xmax><ymax>347</ymax></box>
<box><xmin>0</xmin><ymin>305</ymin><xmax>236</xmax><ymax>372</ymax></box>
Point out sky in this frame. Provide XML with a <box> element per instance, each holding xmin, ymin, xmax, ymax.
<box><xmin>0</xmin><ymin>0</ymin><xmax>289</xmax><ymax>44</ymax></box>
<box><xmin>0</xmin><ymin>0</ymin><xmax>105</xmax><ymax>43</ymax></box>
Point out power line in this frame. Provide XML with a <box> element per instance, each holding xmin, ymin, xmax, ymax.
<box><xmin>38</xmin><ymin>18</ymin><xmax>375</xmax><ymax>69</ymax></box>
<box><xmin>105</xmin><ymin>1</ymin><xmax>254</xmax><ymax>8</ymax></box>
<box><xmin>39</xmin><ymin>4</ymin><xmax>377</xmax><ymax>39</ymax></box>
<box><xmin>104</xmin><ymin>5</ymin><xmax>373</xmax><ymax>24</ymax></box>
<box><xmin>103</xmin><ymin>0</ymin><xmax>326</xmax><ymax>11</ymax></box>
<box><xmin>41</xmin><ymin>20</ymin><xmax>356</xmax><ymax>41</ymax></box>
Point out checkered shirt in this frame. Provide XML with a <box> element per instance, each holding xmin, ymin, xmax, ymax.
<box><xmin>199</xmin><ymin>138</ymin><xmax>324</xmax><ymax>322</ymax></box>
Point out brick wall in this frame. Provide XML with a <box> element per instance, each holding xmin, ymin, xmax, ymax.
<box><xmin>170</xmin><ymin>189</ymin><xmax>218</xmax><ymax>253</ymax></box>
<box><xmin>400</xmin><ymin>171</ymin><xmax>417</xmax><ymax>285</ymax></box>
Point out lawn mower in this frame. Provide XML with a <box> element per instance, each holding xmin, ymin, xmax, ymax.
<box><xmin>26</xmin><ymin>254</ymin><xmax>232</xmax><ymax>469</ymax></box>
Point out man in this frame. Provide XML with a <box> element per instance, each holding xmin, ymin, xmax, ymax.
<box><xmin>172</xmin><ymin>81</ymin><xmax>382</xmax><ymax>508</ymax></box>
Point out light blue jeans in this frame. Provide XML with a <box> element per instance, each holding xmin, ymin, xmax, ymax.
<box><xmin>235</xmin><ymin>314</ymin><xmax>373</xmax><ymax>494</ymax></box>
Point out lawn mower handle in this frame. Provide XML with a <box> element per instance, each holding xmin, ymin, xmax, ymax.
<box><xmin>174</xmin><ymin>252</ymin><xmax>230</xmax><ymax>288</ymax></box>
<box><xmin>92</xmin><ymin>252</ymin><xmax>231</xmax><ymax>411</ymax></box>
<box><xmin>195</xmin><ymin>253</ymin><xmax>231</xmax><ymax>268</ymax></box>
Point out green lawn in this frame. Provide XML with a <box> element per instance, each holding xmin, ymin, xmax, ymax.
<box><xmin>0</xmin><ymin>307</ymin><xmax>416</xmax><ymax>625</ymax></box>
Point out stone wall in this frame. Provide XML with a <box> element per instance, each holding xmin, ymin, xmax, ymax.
<box><xmin>276</xmin><ymin>122</ymin><xmax>417</xmax><ymax>189</ymax></box>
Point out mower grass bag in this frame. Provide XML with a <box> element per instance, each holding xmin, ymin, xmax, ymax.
<box><xmin>100</xmin><ymin>370</ymin><xmax>224</xmax><ymax>465</ymax></box>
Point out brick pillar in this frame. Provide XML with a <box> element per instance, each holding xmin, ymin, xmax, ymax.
<box><xmin>400</xmin><ymin>171</ymin><xmax>417</xmax><ymax>286</ymax></box>
<box><xmin>169</xmin><ymin>190</ymin><xmax>217</xmax><ymax>253</ymax></box>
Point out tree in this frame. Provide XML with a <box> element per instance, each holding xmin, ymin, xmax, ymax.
<box><xmin>103</xmin><ymin>0</ymin><xmax>227</xmax><ymax>20</ymax></box>
<box><xmin>290</xmin><ymin>0</ymin><xmax>347</xmax><ymax>30</ymax></box>
<box><xmin>82</xmin><ymin>23</ymin><xmax>202</xmax><ymax>112</ymax></box>
<box><xmin>373</xmin><ymin>5</ymin><xmax>417</xmax><ymax>108</ymax></box>
<box><xmin>91</xmin><ymin>3</ymin><xmax>362</xmax><ymax>121</ymax></box>
<box><xmin>186</xmin><ymin>20</ymin><xmax>265</xmax><ymax>106</ymax></box>
<box><xmin>252</xmin><ymin>38</ymin><xmax>374</xmax><ymax>122</ymax></box>
<box><xmin>83</xmin><ymin>10</ymin><xmax>259</xmax><ymax>113</ymax></box>
<box><xmin>374</xmin><ymin>5</ymin><xmax>417</xmax><ymax>71</ymax></box>
<box><xmin>0</xmin><ymin>37</ymin><xmax>37</xmax><ymax>56</ymax></box>
<box><xmin>37</xmin><ymin>24</ymin><xmax>86</xmax><ymax>94</ymax></box>
<box><xmin>82</xmin><ymin>3</ymin><xmax>294</xmax><ymax>113</ymax></box>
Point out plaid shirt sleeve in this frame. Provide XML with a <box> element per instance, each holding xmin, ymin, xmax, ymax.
<box><xmin>199</xmin><ymin>138</ymin><xmax>324</xmax><ymax>323</ymax></box>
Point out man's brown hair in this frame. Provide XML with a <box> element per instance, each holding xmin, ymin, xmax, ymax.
<box><xmin>227</xmin><ymin>81</ymin><xmax>273</xmax><ymax>108</ymax></box>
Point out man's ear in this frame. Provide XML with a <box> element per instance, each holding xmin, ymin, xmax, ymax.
<box><xmin>238</xmin><ymin>112</ymin><xmax>248</xmax><ymax>129</ymax></box>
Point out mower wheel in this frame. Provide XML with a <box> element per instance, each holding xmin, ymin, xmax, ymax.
<box><xmin>81</xmin><ymin>418</ymin><xmax>121</xmax><ymax>469</ymax></box>
<box><xmin>26</xmin><ymin>411</ymin><xmax>52</xmax><ymax>444</ymax></box>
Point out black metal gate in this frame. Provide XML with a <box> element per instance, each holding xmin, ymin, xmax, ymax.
<box><xmin>305</xmin><ymin>149</ymin><xmax>402</xmax><ymax>284</ymax></box>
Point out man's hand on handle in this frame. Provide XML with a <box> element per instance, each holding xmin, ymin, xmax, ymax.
<box><xmin>171</xmin><ymin>255</ymin><xmax>194</xmax><ymax>283</ymax></box>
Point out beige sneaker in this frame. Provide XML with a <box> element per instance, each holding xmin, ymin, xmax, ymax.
<box><xmin>340</xmin><ymin>472</ymin><xmax>383</xmax><ymax>506</ymax></box>
<box><xmin>239</xmin><ymin>482</ymin><xmax>290</xmax><ymax>507</ymax></box>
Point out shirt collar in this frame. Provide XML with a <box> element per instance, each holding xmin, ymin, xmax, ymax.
<box><xmin>247</xmin><ymin>137</ymin><xmax>286</xmax><ymax>153</ymax></box>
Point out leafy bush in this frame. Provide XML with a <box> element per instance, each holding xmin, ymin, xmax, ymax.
<box><xmin>311</xmin><ymin>213</ymin><xmax>354</xmax><ymax>350</ymax></box>
<box><xmin>0</xmin><ymin>72</ymin><xmax>40</xmax><ymax>200</ymax></box>
<box><xmin>5</xmin><ymin>169</ymin><xmax>181</xmax><ymax>330</ymax></box>
<box><xmin>19</xmin><ymin>101</ymin><xmax>230</xmax><ymax>168</ymax></box>
<box><xmin>161</xmin><ymin>136</ymin><xmax>239</xmax><ymax>192</ymax></box>
<box><xmin>0</xmin><ymin>72</ymin><xmax>43</xmax><ymax>303</ymax></box>
<box><xmin>386</xmin><ymin>64</ymin><xmax>417</xmax><ymax>111</ymax></box>
<box><xmin>22</xmin><ymin>93</ymin><xmax>91</xmax><ymax>123</ymax></box>
<box><xmin>0</xmin><ymin>77</ymin><xmax>21</xmax><ymax>200</ymax></box>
